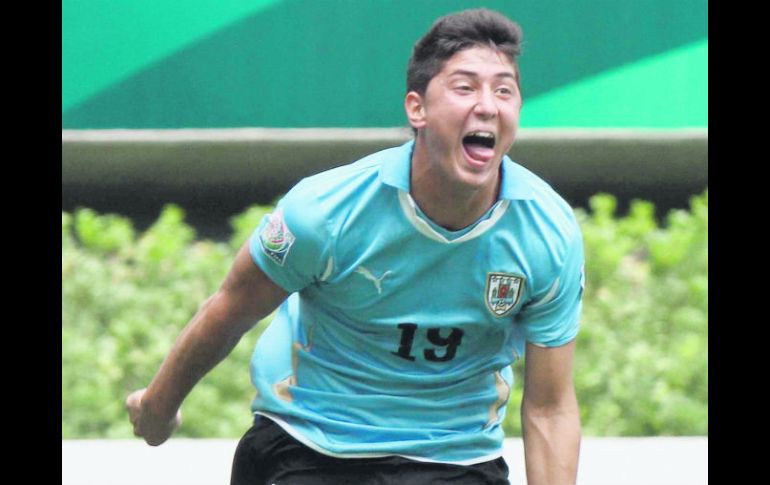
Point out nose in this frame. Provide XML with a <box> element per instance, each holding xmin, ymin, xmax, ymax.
<box><xmin>473</xmin><ymin>88</ymin><xmax>497</xmax><ymax>120</ymax></box>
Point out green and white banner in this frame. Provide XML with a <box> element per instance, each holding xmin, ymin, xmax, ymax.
<box><xmin>62</xmin><ymin>0</ymin><xmax>707</xmax><ymax>129</ymax></box>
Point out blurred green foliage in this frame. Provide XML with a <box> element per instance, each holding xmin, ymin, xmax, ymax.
<box><xmin>504</xmin><ymin>190</ymin><xmax>708</xmax><ymax>437</ymax></box>
<box><xmin>62</xmin><ymin>206</ymin><xmax>268</xmax><ymax>438</ymax></box>
<box><xmin>62</xmin><ymin>190</ymin><xmax>707</xmax><ymax>438</ymax></box>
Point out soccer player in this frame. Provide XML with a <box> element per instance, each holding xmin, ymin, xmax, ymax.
<box><xmin>126</xmin><ymin>8</ymin><xmax>584</xmax><ymax>485</ymax></box>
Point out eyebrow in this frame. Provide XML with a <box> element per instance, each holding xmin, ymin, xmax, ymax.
<box><xmin>448</xmin><ymin>69</ymin><xmax>516</xmax><ymax>80</ymax></box>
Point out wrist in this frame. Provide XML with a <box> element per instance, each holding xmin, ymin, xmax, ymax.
<box><xmin>141</xmin><ymin>387</ymin><xmax>180</xmax><ymax>422</ymax></box>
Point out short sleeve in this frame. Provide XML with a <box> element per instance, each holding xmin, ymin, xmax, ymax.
<box><xmin>249</xmin><ymin>185</ymin><xmax>332</xmax><ymax>293</ymax></box>
<box><xmin>515</xmin><ymin>226</ymin><xmax>585</xmax><ymax>347</ymax></box>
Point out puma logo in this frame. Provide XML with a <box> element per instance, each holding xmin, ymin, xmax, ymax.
<box><xmin>354</xmin><ymin>266</ymin><xmax>392</xmax><ymax>294</ymax></box>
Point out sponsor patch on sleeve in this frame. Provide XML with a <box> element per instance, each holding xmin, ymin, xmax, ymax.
<box><xmin>259</xmin><ymin>208</ymin><xmax>296</xmax><ymax>266</ymax></box>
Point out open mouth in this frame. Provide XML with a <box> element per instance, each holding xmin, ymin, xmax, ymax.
<box><xmin>462</xmin><ymin>131</ymin><xmax>496</xmax><ymax>163</ymax></box>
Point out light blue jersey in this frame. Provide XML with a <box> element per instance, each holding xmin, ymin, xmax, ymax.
<box><xmin>248</xmin><ymin>140</ymin><xmax>584</xmax><ymax>465</ymax></box>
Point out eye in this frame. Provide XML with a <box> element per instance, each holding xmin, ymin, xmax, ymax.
<box><xmin>454</xmin><ymin>85</ymin><xmax>474</xmax><ymax>93</ymax></box>
<box><xmin>495</xmin><ymin>86</ymin><xmax>513</xmax><ymax>96</ymax></box>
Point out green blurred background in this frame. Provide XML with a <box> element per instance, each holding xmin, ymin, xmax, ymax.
<box><xmin>63</xmin><ymin>0</ymin><xmax>707</xmax><ymax>129</ymax></box>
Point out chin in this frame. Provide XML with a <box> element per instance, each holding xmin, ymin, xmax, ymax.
<box><xmin>454</xmin><ymin>165</ymin><xmax>498</xmax><ymax>190</ymax></box>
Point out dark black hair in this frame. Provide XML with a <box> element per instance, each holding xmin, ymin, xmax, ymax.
<box><xmin>406</xmin><ymin>9</ymin><xmax>524</xmax><ymax>96</ymax></box>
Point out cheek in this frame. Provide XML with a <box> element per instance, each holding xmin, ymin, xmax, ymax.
<box><xmin>434</xmin><ymin>88</ymin><xmax>477</xmax><ymax>108</ymax></box>
<box><xmin>426</xmin><ymin>103</ymin><xmax>467</xmax><ymax>134</ymax></box>
<box><xmin>430</xmin><ymin>97</ymin><xmax>468</xmax><ymax>118</ymax></box>
<box><xmin>500</xmin><ymin>103</ymin><xmax>521</xmax><ymax>124</ymax></box>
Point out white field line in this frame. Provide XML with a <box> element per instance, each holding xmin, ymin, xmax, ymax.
<box><xmin>62</xmin><ymin>437</ymin><xmax>707</xmax><ymax>485</ymax></box>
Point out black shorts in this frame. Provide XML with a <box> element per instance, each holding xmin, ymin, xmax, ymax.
<box><xmin>231</xmin><ymin>416</ymin><xmax>510</xmax><ymax>485</ymax></box>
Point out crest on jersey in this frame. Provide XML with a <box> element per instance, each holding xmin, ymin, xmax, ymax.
<box><xmin>259</xmin><ymin>208</ymin><xmax>295</xmax><ymax>266</ymax></box>
<box><xmin>485</xmin><ymin>272</ymin><xmax>525</xmax><ymax>317</ymax></box>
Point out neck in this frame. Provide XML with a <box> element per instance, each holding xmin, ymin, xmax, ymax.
<box><xmin>409</xmin><ymin>140</ymin><xmax>501</xmax><ymax>231</ymax></box>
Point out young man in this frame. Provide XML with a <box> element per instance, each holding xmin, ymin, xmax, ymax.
<box><xmin>126</xmin><ymin>8</ymin><xmax>584</xmax><ymax>485</ymax></box>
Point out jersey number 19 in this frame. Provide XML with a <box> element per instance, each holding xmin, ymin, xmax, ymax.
<box><xmin>391</xmin><ymin>324</ymin><xmax>464</xmax><ymax>362</ymax></box>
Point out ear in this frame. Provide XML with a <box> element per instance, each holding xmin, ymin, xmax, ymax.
<box><xmin>404</xmin><ymin>91</ymin><xmax>427</xmax><ymax>130</ymax></box>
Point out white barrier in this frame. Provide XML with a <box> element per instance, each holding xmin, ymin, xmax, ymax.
<box><xmin>62</xmin><ymin>437</ymin><xmax>707</xmax><ymax>485</ymax></box>
<box><xmin>62</xmin><ymin>128</ymin><xmax>708</xmax><ymax>209</ymax></box>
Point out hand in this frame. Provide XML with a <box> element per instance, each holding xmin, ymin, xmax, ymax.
<box><xmin>125</xmin><ymin>388</ymin><xmax>182</xmax><ymax>446</ymax></box>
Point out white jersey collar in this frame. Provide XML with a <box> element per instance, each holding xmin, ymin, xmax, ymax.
<box><xmin>397</xmin><ymin>190</ymin><xmax>510</xmax><ymax>244</ymax></box>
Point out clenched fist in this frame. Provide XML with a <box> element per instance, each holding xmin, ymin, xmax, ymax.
<box><xmin>125</xmin><ymin>388</ymin><xmax>183</xmax><ymax>446</ymax></box>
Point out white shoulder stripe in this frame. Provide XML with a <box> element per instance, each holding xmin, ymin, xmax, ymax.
<box><xmin>320</xmin><ymin>256</ymin><xmax>334</xmax><ymax>281</ymax></box>
<box><xmin>397</xmin><ymin>190</ymin><xmax>509</xmax><ymax>244</ymax></box>
<box><xmin>527</xmin><ymin>278</ymin><xmax>560</xmax><ymax>309</ymax></box>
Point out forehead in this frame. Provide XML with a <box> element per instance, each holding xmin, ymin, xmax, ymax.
<box><xmin>438</xmin><ymin>46</ymin><xmax>517</xmax><ymax>78</ymax></box>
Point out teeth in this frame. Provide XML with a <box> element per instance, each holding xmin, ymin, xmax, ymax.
<box><xmin>467</xmin><ymin>131</ymin><xmax>495</xmax><ymax>139</ymax></box>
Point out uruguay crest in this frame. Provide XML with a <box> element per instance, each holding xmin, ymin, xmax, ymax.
<box><xmin>259</xmin><ymin>208</ymin><xmax>295</xmax><ymax>266</ymax></box>
<box><xmin>485</xmin><ymin>272</ymin><xmax>525</xmax><ymax>317</ymax></box>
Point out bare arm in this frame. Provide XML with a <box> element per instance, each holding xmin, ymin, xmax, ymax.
<box><xmin>125</xmin><ymin>241</ymin><xmax>288</xmax><ymax>445</ymax></box>
<box><xmin>521</xmin><ymin>340</ymin><xmax>581</xmax><ymax>485</ymax></box>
